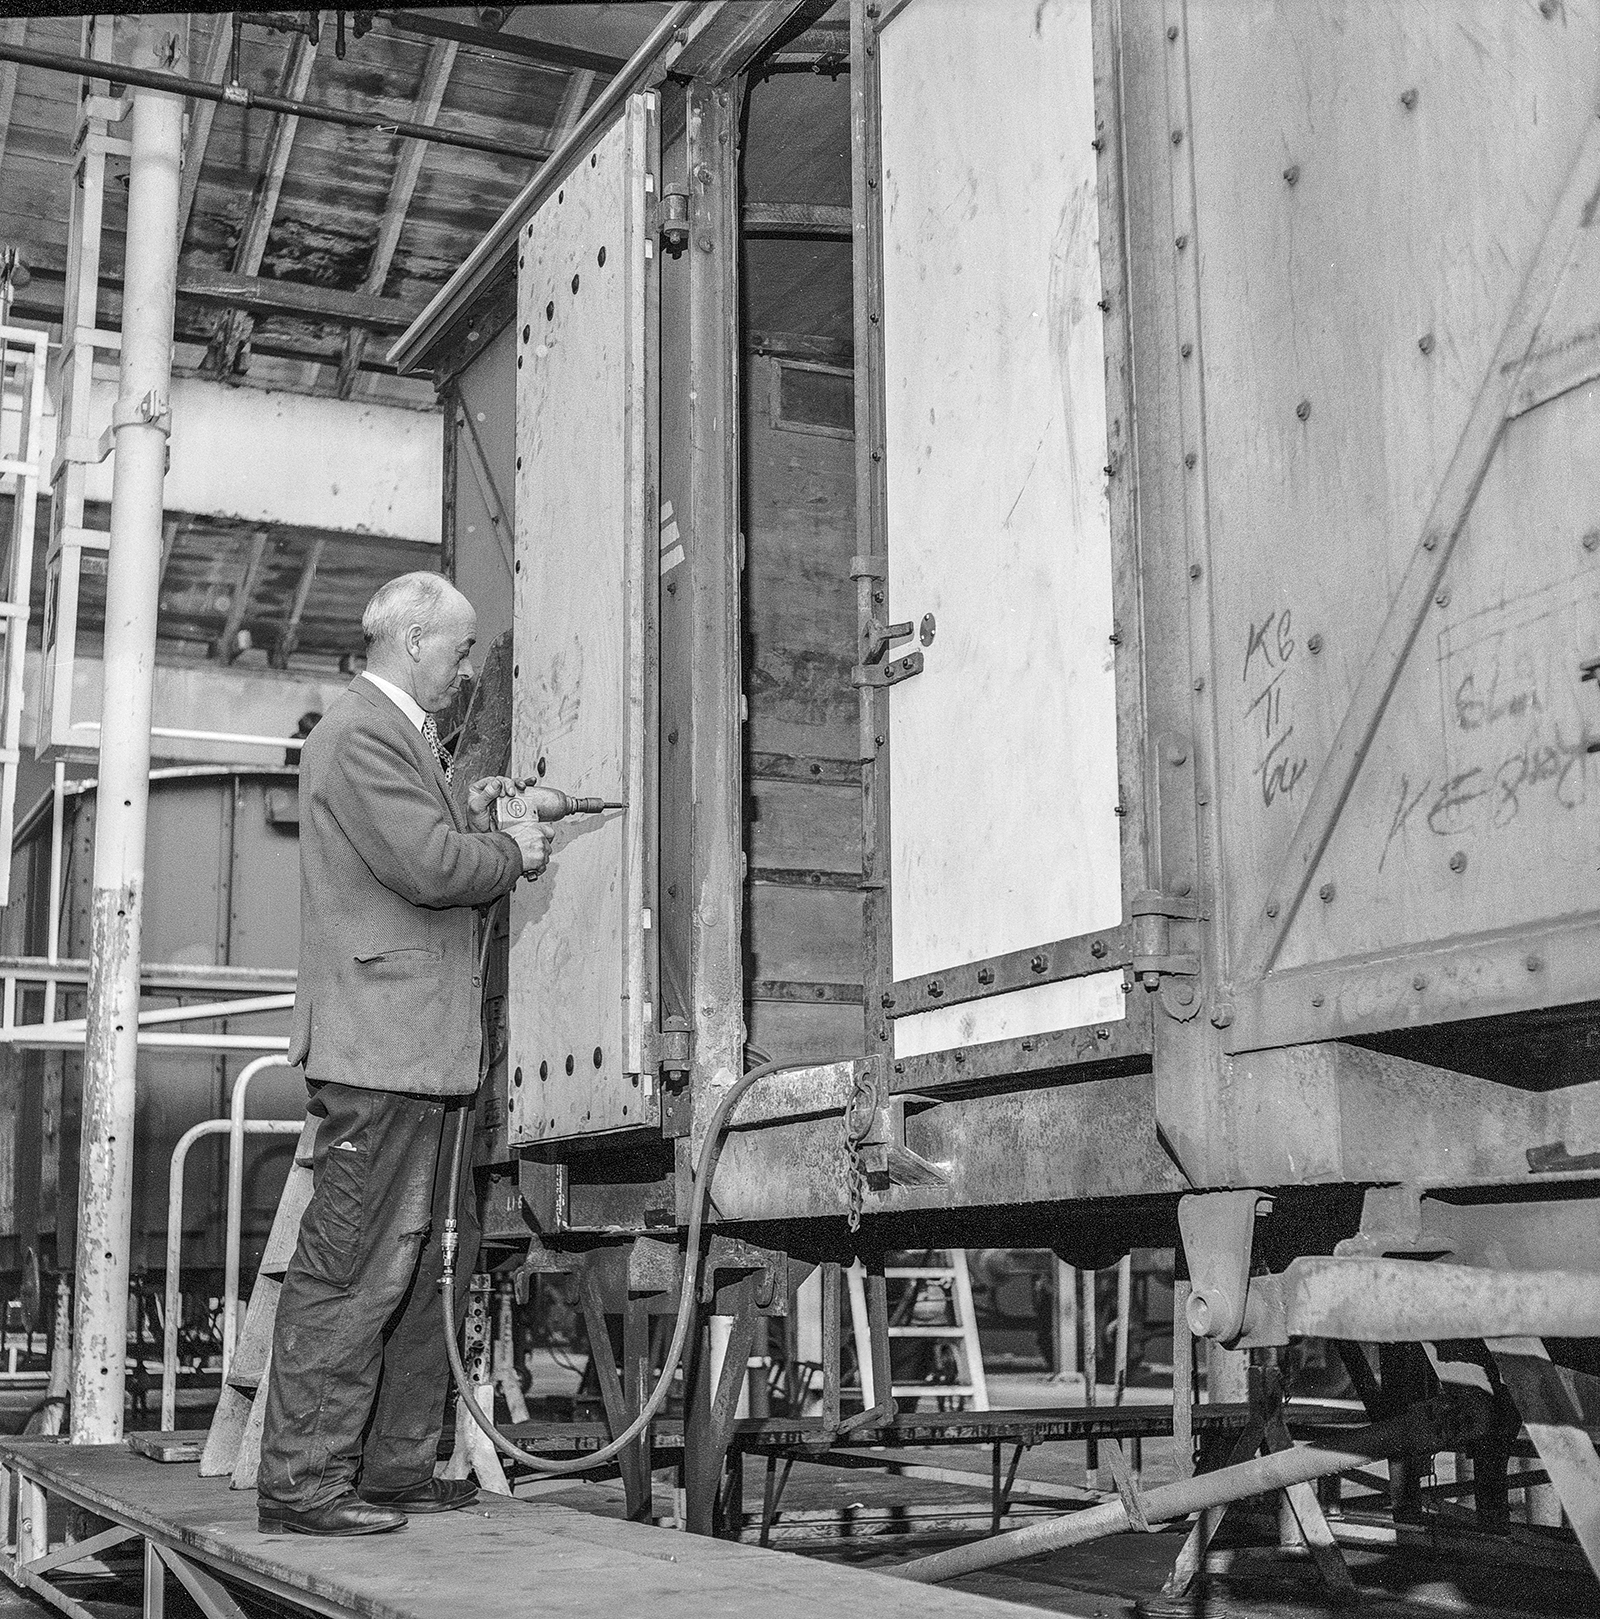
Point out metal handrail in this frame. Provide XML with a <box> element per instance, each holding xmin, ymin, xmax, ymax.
<box><xmin>223</xmin><ymin>1057</ymin><xmax>295</xmax><ymax>1379</ymax></box>
<box><xmin>160</xmin><ymin>1116</ymin><xmax>300</xmax><ymax>1430</ymax></box>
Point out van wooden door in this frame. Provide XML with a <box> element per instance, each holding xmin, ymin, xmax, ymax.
<box><xmin>857</xmin><ymin>0</ymin><xmax>1151</xmax><ymax>1082</ymax></box>
<box><xmin>507</xmin><ymin>93</ymin><xmax>660</xmax><ymax>1144</ymax></box>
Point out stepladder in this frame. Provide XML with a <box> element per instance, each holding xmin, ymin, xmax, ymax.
<box><xmin>199</xmin><ymin>1119</ymin><xmax>316</xmax><ymax>1488</ymax></box>
<box><xmin>873</xmin><ymin>1250</ymin><xmax>989</xmax><ymax>1412</ymax></box>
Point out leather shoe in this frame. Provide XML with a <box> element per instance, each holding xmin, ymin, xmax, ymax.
<box><xmin>259</xmin><ymin>1493</ymin><xmax>406</xmax><ymax>1537</ymax></box>
<box><xmin>358</xmin><ymin>1476</ymin><xmax>478</xmax><ymax>1514</ymax></box>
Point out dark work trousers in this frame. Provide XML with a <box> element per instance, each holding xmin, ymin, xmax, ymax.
<box><xmin>257</xmin><ymin>1080</ymin><xmax>479</xmax><ymax>1509</ymax></box>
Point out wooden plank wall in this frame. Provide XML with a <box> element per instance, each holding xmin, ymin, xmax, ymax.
<box><xmin>743</xmin><ymin>353</ymin><xmax>864</xmax><ymax>1065</ymax></box>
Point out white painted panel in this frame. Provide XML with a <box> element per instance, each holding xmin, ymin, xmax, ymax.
<box><xmin>509</xmin><ymin>98</ymin><xmax>655</xmax><ymax>1145</ymax></box>
<box><xmin>879</xmin><ymin>0</ymin><xmax>1121</xmax><ymax>984</ymax></box>
<box><xmin>75</xmin><ymin>378</ymin><xmax>441</xmax><ymax>542</ymax></box>
<box><xmin>893</xmin><ymin>972</ymin><xmax>1126</xmax><ymax>1060</ymax></box>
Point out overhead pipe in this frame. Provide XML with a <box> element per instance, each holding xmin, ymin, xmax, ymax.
<box><xmin>71</xmin><ymin>17</ymin><xmax>186</xmax><ymax>1446</ymax></box>
<box><xmin>0</xmin><ymin>37</ymin><xmax>551</xmax><ymax>164</ymax></box>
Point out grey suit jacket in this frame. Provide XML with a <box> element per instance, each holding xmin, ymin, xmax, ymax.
<box><xmin>289</xmin><ymin>677</ymin><xmax>523</xmax><ymax>1096</ymax></box>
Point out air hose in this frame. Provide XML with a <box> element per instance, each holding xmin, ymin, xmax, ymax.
<box><xmin>439</xmin><ymin>1054</ymin><xmax>814</xmax><ymax>1474</ymax></box>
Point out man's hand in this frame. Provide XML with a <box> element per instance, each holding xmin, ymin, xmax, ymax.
<box><xmin>466</xmin><ymin>774</ymin><xmax>522</xmax><ymax>833</ymax></box>
<box><xmin>502</xmin><ymin>816</ymin><xmax>552</xmax><ymax>879</ymax></box>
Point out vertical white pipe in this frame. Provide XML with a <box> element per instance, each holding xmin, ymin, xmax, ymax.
<box><xmin>44</xmin><ymin>762</ymin><xmax>64</xmax><ymax>1025</ymax></box>
<box><xmin>71</xmin><ymin>16</ymin><xmax>185</xmax><ymax>1444</ymax></box>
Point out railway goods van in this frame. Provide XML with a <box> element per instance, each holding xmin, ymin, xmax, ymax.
<box><xmin>399</xmin><ymin>0</ymin><xmax>1600</xmax><ymax>1554</ymax></box>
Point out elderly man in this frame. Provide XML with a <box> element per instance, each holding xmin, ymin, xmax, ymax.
<box><xmin>257</xmin><ymin>572</ymin><xmax>549</xmax><ymax>1538</ymax></box>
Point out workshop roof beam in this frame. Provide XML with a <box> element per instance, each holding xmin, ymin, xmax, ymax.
<box><xmin>214</xmin><ymin>30</ymin><xmax>317</xmax><ymax>375</ymax></box>
<box><xmin>175</xmin><ymin>14</ymin><xmax>233</xmax><ymax>250</ymax></box>
<box><xmin>337</xmin><ymin>36</ymin><xmax>458</xmax><ymax>399</ymax></box>
<box><xmin>0</xmin><ymin>18</ymin><xmax>26</xmax><ymax>181</ymax></box>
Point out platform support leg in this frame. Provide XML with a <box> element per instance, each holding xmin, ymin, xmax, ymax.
<box><xmin>683</xmin><ymin>1296</ymin><xmax>761</xmax><ymax>1537</ymax></box>
<box><xmin>621</xmin><ymin>1292</ymin><xmax>654</xmax><ymax>1523</ymax></box>
<box><xmin>143</xmin><ymin>1540</ymin><xmax>163</xmax><ymax>1619</ymax></box>
<box><xmin>1491</xmin><ymin>1338</ymin><xmax>1600</xmax><ymax>1576</ymax></box>
<box><xmin>153</xmin><ymin>1545</ymin><xmax>248</xmax><ymax>1619</ymax></box>
<box><xmin>1172</xmin><ymin>1280</ymin><xmax>1195</xmax><ymax>1481</ymax></box>
<box><xmin>820</xmin><ymin>1263</ymin><xmax>842</xmax><ymax>1431</ymax></box>
<box><xmin>575</xmin><ymin>1263</ymin><xmax>649</xmax><ymax>1521</ymax></box>
<box><xmin>17</xmin><ymin>1478</ymin><xmax>46</xmax><ymax>1570</ymax></box>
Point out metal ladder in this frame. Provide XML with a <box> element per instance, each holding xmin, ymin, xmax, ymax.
<box><xmin>876</xmin><ymin>1250</ymin><xmax>989</xmax><ymax>1411</ymax></box>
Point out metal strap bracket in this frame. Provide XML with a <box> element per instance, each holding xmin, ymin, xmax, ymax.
<box><xmin>853</xmin><ymin>649</ymin><xmax>923</xmax><ymax>688</ymax></box>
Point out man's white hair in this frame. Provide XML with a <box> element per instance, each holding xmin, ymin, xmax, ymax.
<box><xmin>362</xmin><ymin>571</ymin><xmax>456</xmax><ymax>652</ymax></box>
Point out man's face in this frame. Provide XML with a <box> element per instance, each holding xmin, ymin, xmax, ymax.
<box><xmin>408</xmin><ymin>594</ymin><xmax>477</xmax><ymax>713</ymax></box>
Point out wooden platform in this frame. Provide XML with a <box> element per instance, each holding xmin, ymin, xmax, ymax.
<box><xmin>491</xmin><ymin>1400</ymin><xmax>1363</xmax><ymax>1455</ymax></box>
<box><xmin>0</xmin><ymin>1439</ymin><xmax>1044</xmax><ymax>1619</ymax></box>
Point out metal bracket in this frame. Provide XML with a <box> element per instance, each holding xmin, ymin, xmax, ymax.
<box><xmin>845</xmin><ymin>1062</ymin><xmax>949</xmax><ymax>1191</ymax></box>
<box><xmin>853</xmin><ymin>649</ymin><xmax>923</xmax><ymax>689</ymax></box>
<box><xmin>1178</xmin><ymin>1189</ymin><xmax>1272</xmax><ymax>1345</ymax></box>
<box><xmin>111</xmin><ymin>387</ymin><xmax>172</xmax><ymax>437</ymax></box>
<box><xmin>860</xmin><ymin>614</ymin><xmax>914</xmax><ymax>665</ymax></box>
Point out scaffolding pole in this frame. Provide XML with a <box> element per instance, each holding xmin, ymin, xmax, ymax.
<box><xmin>71</xmin><ymin>15</ymin><xmax>185</xmax><ymax>1444</ymax></box>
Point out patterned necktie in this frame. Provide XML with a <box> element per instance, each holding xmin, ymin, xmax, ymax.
<box><xmin>421</xmin><ymin>714</ymin><xmax>454</xmax><ymax>784</ymax></box>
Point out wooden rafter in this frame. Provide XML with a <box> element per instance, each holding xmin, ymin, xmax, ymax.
<box><xmin>272</xmin><ymin>536</ymin><xmax>325</xmax><ymax>668</ymax></box>
<box><xmin>338</xmin><ymin>37</ymin><xmax>458</xmax><ymax>398</ymax></box>
<box><xmin>551</xmin><ymin>65</ymin><xmax>596</xmax><ymax>145</ymax></box>
<box><xmin>0</xmin><ymin>18</ymin><xmax>28</xmax><ymax>181</ymax></box>
<box><xmin>215</xmin><ymin>531</ymin><xmax>270</xmax><ymax>663</ymax></box>
<box><xmin>176</xmin><ymin>14</ymin><xmax>233</xmax><ymax>250</ymax></box>
<box><xmin>214</xmin><ymin>30</ymin><xmax>318</xmax><ymax>375</ymax></box>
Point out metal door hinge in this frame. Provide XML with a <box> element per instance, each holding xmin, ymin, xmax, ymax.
<box><xmin>659</xmin><ymin>1016</ymin><xmax>691</xmax><ymax>1077</ymax></box>
<box><xmin>1130</xmin><ymin>889</ymin><xmax>1204</xmax><ymax>1018</ymax></box>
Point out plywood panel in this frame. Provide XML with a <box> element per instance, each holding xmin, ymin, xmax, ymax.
<box><xmin>509</xmin><ymin>98</ymin><xmax>657</xmax><ymax>1144</ymax></box>
<box><xmin>878</xmin><ymin>0</ymin><xmax>1122</xmax><ymax>987</ymax></box>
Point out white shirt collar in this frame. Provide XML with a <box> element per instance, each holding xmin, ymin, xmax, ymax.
<box><xmin>361</xmin><ymin>671</ymin><xmax>427</xmax><ymax>734</ymax></box>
